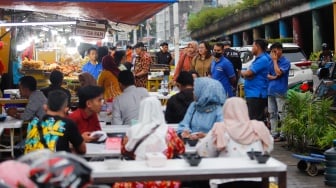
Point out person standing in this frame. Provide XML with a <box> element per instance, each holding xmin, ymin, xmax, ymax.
<box><xmin>223</xmin><ymin>40</ymin><xmax>242</xmax><ymax>95</ymax></box>
<box><xmin>210</xmin><ymin>42</ymin><xmax>236</xmax><ymax>97</ymax></box>
<box><xmin>191</xmin><ymin>41</ymin><xmax>212</xmax><ymax>77</ymax></box>
<box><xmin>125</xmin><ymin>45</ymin><xmax>133</xmax><ymax>63</ymax></box>
<box><xmin>156</xmin><ymin>42</ymin><xmax>172</xmax><ymax>65</ymax></box>
<box><xmin>241</xmin><ymin>39</ymin><xmax>271</xmax><ymax>122</ymax></box>
<box><xmin>97</xmin><ymin>55</ymin><xmax>121</xmax><ymax>101</ymax></box>
<box><xmin>82</xmin><ymin>47</ymin><xmax>102</xmax><ymax>80</ymax></box>
<box><xmin>173</xmin><ymin>41</ymin><xmax>198</xmax><ymax>81</ymax></box>
<box><xmin>267</xmin><ymin>42</ymin><xmax>291</xmax><ymax>140</ymax></box>
<box><xmin>133</xmin><ymin>42</ymin><xmax>152</xmax><ymax>88</ymax></box>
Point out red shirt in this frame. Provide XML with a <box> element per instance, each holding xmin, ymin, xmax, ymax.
<box><xmin>68</xmin><ymin>108</ymin><xmax>101</xmax><ymax>134</ymax></box>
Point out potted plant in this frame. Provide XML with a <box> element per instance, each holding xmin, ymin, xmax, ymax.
<box><xmin>281</xmin><ymin>90</ymin><xmax>336</xmax><ymax>152</ymax></box>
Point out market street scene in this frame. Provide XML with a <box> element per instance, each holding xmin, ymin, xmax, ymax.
<box><xmin>0</xmin><ymin>0</ymin><xmax>335</xmax><ymax>187</ymax></box>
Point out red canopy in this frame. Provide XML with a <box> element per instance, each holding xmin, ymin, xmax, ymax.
<box><xmin>0</xmin><ymin>0</ymin><xmax>177</xmax><ymax>25</ymax></box>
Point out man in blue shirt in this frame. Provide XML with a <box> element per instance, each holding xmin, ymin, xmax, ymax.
<box><xmin>82</xmin><ymin>47</ymin><xmax>102</xmax><ymax>80</ymax></box>
<box><xmin>211</xmin><ymin>43</ymin><xmax>236</xmax><ymax>97</ymax></box>
<box><xmin>241</xmin><ymin>39</ymin><xmax>271</xmax><ymax>122</ymax></box>
<box><xmin>267</xmin><ymin>42</ymin><xmax>290</xmax><ymax>140</ymax></box>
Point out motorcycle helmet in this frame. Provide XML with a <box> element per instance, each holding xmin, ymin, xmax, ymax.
<box><xmin>23</xmin><ymin>151</ymin><xmax>92</xmax><ymax>188</ymax></box>
<box><xmin>322</xmin><ymin>43</ymin><xmax>328</xmax><ymax>50</ymax></box>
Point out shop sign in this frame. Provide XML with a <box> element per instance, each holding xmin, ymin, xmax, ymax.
<box><xmin>75</xmin><ymin>21</ymin><xmax>106</xmax><ymax>39</ymax></box>
<box><xmin>118</xmin><ymin>32</ymin><xmax>128</xmax><ymax>41</ymax></box>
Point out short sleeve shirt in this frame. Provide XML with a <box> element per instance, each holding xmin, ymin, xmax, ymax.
<box><xmin>211</xmin><ymin>56</ymin><xmax>236</xmax><ymax>97</ymax></box>
<box><xmin>68</xmin><ymin>108</ymin><xmax>101</xmax><ymax>134</ymax></box>
<box><xmin>244</xmin><ymin>53</ymin><xmax>271</xmax><ymax>98</ymax></box>
<box><xmin>82</xmin><ymin>61</ymin><xmax>102</xmax><ymax>80</ymax></box>
<box><xmin>268</xmin><ymin>56</ymin><xmax>291</xmax><ymax>96</ymax></box>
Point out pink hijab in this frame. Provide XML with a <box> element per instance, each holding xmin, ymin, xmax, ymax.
<box><xmin>212</xmin><ymin>97</ymin><xmax>272</xmax><ymax>151</ymax></box>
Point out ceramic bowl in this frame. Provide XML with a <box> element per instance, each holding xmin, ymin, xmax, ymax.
<box><xmin>184</xmin><ymin>153</ymin><xmax>202</xmax><ymax>166</ymax></box>
<box><xmin>187</xmin><ymin>139</ymin><xmax>199</xmax><ymax>147</ymax></box>
<box><xmin>0</xmin><ymin>115</ymin><xmax>7</xmax><ymax>122</ymax></box>
<box><xmin>246</xmin><ymin>151</ymin><xmax>262</xmax><ymax>160</ymax></box>
<box><xmin>255</xmin><ymin>154</ymin><xmax>270</xmax><ymax>164</ymax></box>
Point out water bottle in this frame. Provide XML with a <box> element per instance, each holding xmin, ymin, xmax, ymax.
<box><xmin>160</xmin><ymin>80</ymin><xmax>164</xmax><ymax>94</ymax></box>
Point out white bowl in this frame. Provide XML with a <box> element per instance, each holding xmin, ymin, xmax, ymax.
<box><xmin>104</xmin><ymin>159</ymin><xmax>121</xmax><ymax>169</ymax></box>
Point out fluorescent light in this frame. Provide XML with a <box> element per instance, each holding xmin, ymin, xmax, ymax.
<box><xmin>0</xmin><ymin>21</ymin><xmax>76</xmax><ymax>27</ymax></box>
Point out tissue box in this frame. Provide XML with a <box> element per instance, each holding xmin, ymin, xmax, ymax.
<box><xmin>145</xmin><ymin>152</ymin><xmax>167</xmax><ymax>167</ymax></box>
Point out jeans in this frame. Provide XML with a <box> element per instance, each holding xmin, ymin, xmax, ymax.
<box><xmin>268</xmin><ymin>95</ymin><xmax>286</xmax><ymax>135</ymax></box>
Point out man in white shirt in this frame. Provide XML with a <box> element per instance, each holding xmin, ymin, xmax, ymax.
<box><xmin>111</xmin><ymin>70</ymin><xmax>149</xmax><ymax>125</ymax></box>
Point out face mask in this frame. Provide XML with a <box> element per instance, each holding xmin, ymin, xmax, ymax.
<box><xmin>213</xmin><ymin>52</ymin><xmax>222</xmax><ymax>58</ymax></box>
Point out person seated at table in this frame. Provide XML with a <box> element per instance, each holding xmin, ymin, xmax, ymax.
<box><xmin>41</xmin><ymin>70</ymin><xmax>71</xmax><ymax>107</ymax></box>
<box><xmin>111</xmin><ymin>70</ymin><xmax>149</xmax><ymax>125</ymax></box>
<box><xmin>165</xmin><ymin>71</ymin><xmax>194</xmax><ymax>123</ymax></box>
<box><xmin>7</xmin><ymin>76</ymin><xmax>47</xmax><ymax>121</ymax></box>
<box><xmin>177</xmin><ymin>77</ymin><xmax>225</xmax><ymax>140</ymax></box>
<box><xmin>68</xmin><ymin>85</ymin><xmax>104</xmax><ymax>143</ymax></box>
<box><xmin>25</xmin><ymin>90</ymin><xmax>86</xmax><ymax>154</ymax></box>
<box><xmin>78</xmin><ymin>72</ymin><xmax>97</xmax><ymax>88</ymax></box>
<box><xmin>196</xmin><ymin>97</ymin><xmax>273</xmax><ymax>188</ymax></box>
<box><xmin>114</xmin><ymin>97</ymin><xmax>185</xmax><ymax>188</ymax></box>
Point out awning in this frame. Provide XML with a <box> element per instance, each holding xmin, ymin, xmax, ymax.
<box><xmin>0</xmin><ymin>0</ymin><xmax>177</xmax><ymax>25</ymax></box>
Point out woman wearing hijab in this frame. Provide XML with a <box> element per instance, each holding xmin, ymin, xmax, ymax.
<box><xmin>97</xmin><ymin>55</ymin><xmax>122</xmax><ymax>101</ymax></box>
<box><xmin>177</xmin><ymin>77</ymin><xmax>226</xmax><ymax>140</ymax></box>
<box><xmin>196</xmin><ymin>97</ymin><xmax>273</xmax><ymax>188</ymax></box>
<box><xmin>78</xmin><ymin>72</ymin><xmax>97</xmax><ymax>87</ymax></box>
<box><xmin>173</xmin><ymin>41</ymin><xmax>198</xmax><ymax>81</ymax></box>
<box><xmin>114</xmin><ymin>97</ymin><xmax>185</xmax><ymax>188</ymax></box>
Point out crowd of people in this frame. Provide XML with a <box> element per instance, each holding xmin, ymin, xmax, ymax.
<box><xmin>0</xmin><ymin>39</ymin><xmax>301</xmax><ymax>187</ymax></box>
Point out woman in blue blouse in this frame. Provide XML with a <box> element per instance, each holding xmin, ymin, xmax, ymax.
<box><xmin>177</xmin><ymin>77</ymin><xmax>226</xmax><ymax>140</ymax></box>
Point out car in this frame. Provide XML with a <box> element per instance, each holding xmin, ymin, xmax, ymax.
<box><xmin>238</xmin><ymin>43</ymin><xmax>313</xmax><ymax>87</ymax></box>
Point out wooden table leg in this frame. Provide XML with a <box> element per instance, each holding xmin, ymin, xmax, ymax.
<box><xmin>278</xmin><ymin>171</ymin><xmax>287</xmax><ymax>188</ymax></box>
<box><xmin>261</xmin><ymin>177</ymin><xmax>269</xmax><ymax>188</ymax></box>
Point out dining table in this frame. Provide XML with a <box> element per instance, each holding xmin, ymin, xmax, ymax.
<box><xmin>89</xmin><ymin>157</ymin><xmax>287</xmax><ymax>188</ymax></box>
<box><xmin>0</xmin><ymin>116</ymin><xmax>23</xmax><ymax>157</ymax></box>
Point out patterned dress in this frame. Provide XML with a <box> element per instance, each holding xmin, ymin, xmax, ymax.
<box><xmin>113</xmin><ymin>128</ymin><xmax>185</xmax><ymax>188</ymax></box>
<box><xmin>134</xmin><ymin>52</ymin><xmax>152</xmax><ymax>88</ymax></box>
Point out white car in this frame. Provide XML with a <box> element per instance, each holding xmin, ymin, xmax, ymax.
<box><xmin>236</xmin><ymin>43</ymin><xmax>313</xmax><ymax>87</ymax></box>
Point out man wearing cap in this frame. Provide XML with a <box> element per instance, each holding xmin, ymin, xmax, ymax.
<box><xmin>133</xmin><ymin>42</ymin><xmax>152</xmax><ymax>88</ymax></box>
<box><xmin>156</xmin><ymin>42</ymin><xmax>172</xmax><ymax>65</ymax></box>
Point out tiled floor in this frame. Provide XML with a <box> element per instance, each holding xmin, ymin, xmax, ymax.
<box><xmin>272</xmin><ymin>142</ymin><xmax>326</xmax><ymax>188</ymax></box>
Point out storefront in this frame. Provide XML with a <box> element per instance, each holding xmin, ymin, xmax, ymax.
<box><xmin>0</xmin><ymin>0</ymin><xmax>177</xmax><ymax>92</ymax></box>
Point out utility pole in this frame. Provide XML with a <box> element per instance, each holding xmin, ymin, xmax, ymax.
<box><xmin>173</xmin><ymin>2</ymin><xmax>179</xmax><ymax>66</ymax></box>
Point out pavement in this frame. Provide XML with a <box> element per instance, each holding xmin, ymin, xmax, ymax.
<box><xmin>272</xmin><ymin>141</ymin><xmax>327</xmax><ymax>188</ymax></box>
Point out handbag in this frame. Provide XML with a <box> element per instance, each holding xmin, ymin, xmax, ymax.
<box><xmin>122</xmin><ymin>124</ymin><xmax>160</xmax><ymax>160</ymax></box>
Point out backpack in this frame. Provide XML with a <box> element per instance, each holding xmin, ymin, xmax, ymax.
<box><xmin>24</xmin><ymin>117</ymin><xmax>65</xmax><ymax>154</ymax></box>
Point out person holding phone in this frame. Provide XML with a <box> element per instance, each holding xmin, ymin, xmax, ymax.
<box><xmin>267</xmin><ymin>42</ymin><xmax>290</xmax><ymax>141</ymax></box>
